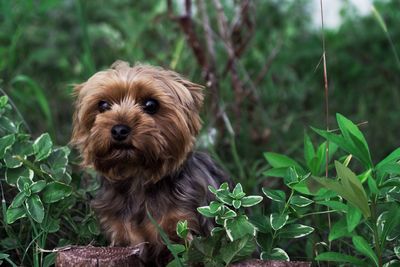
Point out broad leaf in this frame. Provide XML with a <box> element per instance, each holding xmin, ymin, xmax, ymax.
<box><xmin>352</xmin><ymin>236</ymin><xmax>379</xmax><ymax>267</ymax></box>
<box><xmin>26</xmin><ymin>195</ymin><xmax>44</xmax><ymax>223</ymax></box>
<box><xmin>270</xmin><ymin>213</ymin><xmax>288</xmax><ymax>231</ymax></box>
<box><xmin>0</xmin><ymin>134</ymin><xmax>15</xmax><ymax>158</ymax></box>
<box><xmin>278</xmin><ymin>224</ymin><xmax>314</xmax><ymax>239</ymax></box>
<box><xmin>42</xmin><ymin>182</ymin><xmax>72</xmax><ymax>203</ymax></box>
<box><xmin>241</xmin><ymin>196</ymin><xmax>263</xmax><ymax>207</ymax></box>
<box><xmin>264</xmin><ymin>152</ymin><xmax>305</xmax><ymax>175</ymax></box>
<box><xmin>262</xmin><ymin>188</ymin><xmax>285</xmax><ymax>202</ymax></box>
<box><xmin>6</xmin><ymin>207</ymin><xmax>26</xmax><ymax>224</ymax></box>
<box><xmin>33</xmin><ymin>133</ymin><xmax>53</xmax><ymax>161</ymax></box>
<box><xmin>261</xmin><ymin>248</ymin><xmax>289</xmax><ymax>261</ymax></box>
<box><xmin>224</xmin><ymin>215</ymin><xmax>256</xmax><ymax>241</ymax></box>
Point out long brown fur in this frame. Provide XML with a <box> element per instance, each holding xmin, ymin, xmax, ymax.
<box><xmin>71</xmin><ymin>61</ymin><xmax>229</xmax><ymax>266</ymax></box>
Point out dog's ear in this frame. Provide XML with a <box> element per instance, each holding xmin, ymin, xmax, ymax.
<box><xmin>166</xmin><ymin>70</ymin><xmax>204</xmax><ymax>111</ymax></box>
<box><xmin>70</xmin><ymin>83</ymin><xmax>85</xmax><ymax>147</ymax></box>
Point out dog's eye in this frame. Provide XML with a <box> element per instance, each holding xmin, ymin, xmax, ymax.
<box><xmin>143</xmin><ymin>99</ymin><xmax>159</xmax><ymax>114</ymax></box>
<box><xmin>98</xmin><ymin>101</ymin><xmax>111</xmax><ymax>112</ymax></box>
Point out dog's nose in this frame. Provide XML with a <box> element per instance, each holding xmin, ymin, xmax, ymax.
<box><xmin>111</xmin><ymin>124</ymin><xmax>131</xmax><ymax>141</ymax></box>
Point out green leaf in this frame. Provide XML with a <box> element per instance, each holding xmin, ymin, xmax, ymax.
<box><xmin>278</xmin><ymin>224</ymin><xmax>314</xmax><ymax>239</ymax></box>
<box><xmin>167</xmin><ymin>244</ymin><xmax>185</xmax><ymax>254</ymax></box>
<box><xmin>197</xmin><ymin>206</ymin><xmax>216</xmax><ymax>218</ymax></box>
<box><xmin>46</xmin><ymin>147</ymin><xmax>70</xmax><ymax>173</ymax></box>
<box><xmin>232</xmin><ymin>200</ymin><xmax>241</xmax><ymax>209</ymax></box>
<box><xmin>264</xmin><ymin>152</ymin><xmax>305</xmax><ymax>175</ymax></box>
<box><xmin>12</xmin><ymin>140</ymin><xmax>34</xmax><ymax>157</ymax></box>
<box><xmin>6</xmin><ymin>207</ymin><xmax>26</xmax><ymax>224</ymax></box>
<box><xmin>88</xmin><ymin>219</ymin><xmax>100</xmax><ymax>235</ymax></box>
<box><xmin>329</xmin><ymin>219</ymin><xmax>352</xmax><ymax>241</ymax></box>
<box><xmin>270</xmin><ymin>213</ymin><xmax>289</xmax><ymax>231</ymax></box>
<box><xmin>220</xmin><ymin>235</ymin><xmax>256</xmax><ymax>264</ymax></box>
<box><xmin>394</xmin><ymin>247</ymin><xmax>400</xmax><ymax>259</ymax></box>
<box><xmin>347</xmin><ymin>204</ymin><xmax>362</xmax><ymax>232</ymax></box>
<box><xmin>176</xmin><ymin>220</ymin><xmax>188</xmax><ymax>239</ymax></box>
<box><xmin>0</xmin><ymin>134</ymin><xmax>15</xmax><ymax>158</ymax></box>
<box><xmin>261</xmin><ymin>248</ymin><xmax>289</xmax><ymax>261</ymax></box>
<box><xmin>43</xmin><ymin>253</ymin><xmax>56</xmax><ymax>267</ymax></box>
<box><xmin>209</xmin><ymin>201</ymin><xmax>223</xmax><ymax>213</ymax></box>
<box><xmin>240</xmin><ymin>196</ymin><xmax>263</xmax><ymax>207</ymax></box>
<box><xmin>0</xmin><ymin>95</ymin><xmax>8</xmax><ymax>107</ymax></box>
<box><xmin>5</xmin><ymin>166</ymin><xmax>33</xmax><ymax>186</ymax></box>
<box><xmin>224</xmin><ymin>215</ymin><xmax>256</xmax><ymax>241</ymax></box>
<box><xmin>262</xmin><ymin>188</ymin><xmax>285</xmax><ymax>202</ymax></box>
<box><xmin>249</xmin><ymin>215</ymin><xmax>271</xmax><ymax>233</ymax></box>
<box><xmin>41</xmin><ymin>217</ymin><xmax>60</xmax><ymax>233</ymax></box>
<box><xmin>0</xmin><ymin>117</ymin><xmax>18</xmax><ymax>133</ymax></box>
<box><xmin>16</xmin><ymin>176</ymin><xmax>32</xmax><ymax>192</ymax></box>
<box><xmin>220</xmin><ymin>207</ymin><xmax>237</xmax><ymax>219</ymax></box>
<box><xmin>336</xmin><ymin>113</ymin><xmax>372</xmax><ymax>167</ymax></box>
<box><xmin>26</xmin><ymin>195</ymin><xmax>44</xmax><ymax>223</ymax></box>
<box><xmin>10</xmin><ymin>191</ymin><xmax>27</xmax><ymax>208</ymax></box>
<box><xmin>4</xmin><ymin>150</ymin><xmax>24</xmax><ymax>168</ymax></box>
<box><xmin>42</xmin><ymin>182</ymin><xmax>72</xmax><ymax>203</ymax></box>
<box><xmin>232</xmin><ymin>183</ymin><xmax>244</xmax><ymax>198</ymax></box>
<box><xmin>376</xmin><ymin>148</ymin><xmax>400</xmax><ymax>170</ymax></box>
<box><xmin>352</xmin><ymin>235</ymin><xmax>379</xmax><ymax>267</ymax></box>
<box><xmin>31</xmin><ymin>180</ymin><xmax>47</xmax><ymax>193</ymax></box>
<box><xmin>290</xmin><ymin>195</ymin><xmax>313</xmax><ymax>207</ymax></box>
<box><xmin>315</xmin><ymin>252</ymin><xmax>364</xmax><ymax>266</ymax></box>
<box><xmin>263</xmin><ymin>167</ymin><xmax>288</xmax><ymax>178</ymax></box>
<box><xmin>33</xmin><ymin>133</ymin><xmax>53</xmax><ymax>161</ymax></box>
<box><xmin>304</xmin><ymin>133</ymin><xmax>315</xmax><ymax>170</ymax></box>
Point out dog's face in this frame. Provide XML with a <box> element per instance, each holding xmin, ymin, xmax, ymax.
<box><xmin>71</xmin><ymin>61</ymin><xmax>203</xmax><ymax>183</ymax></box>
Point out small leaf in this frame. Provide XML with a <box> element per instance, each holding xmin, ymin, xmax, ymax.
<box><xmin>394</xmin><ymin>247</ymin><xmax>400</xmax><ymax>259</ymax></box>
<box><xmin>261</xmin><ymin>248</ymin><xmax>289</xmax><ymax>261</ymax></box>
<box><xmin>224</xmin><ymin>215</ymin><xmax>256</xmax><ymax>241</ymax></box>
<box><xmin>304</xmin><ymin>133</ymin><xmax>315</xmax><ymax>171</ymax></box>
<box><xmin>209</xmin><ymin>201</ymin><xmax>223</xmax><ymax>213</ymax></box>
<box><xmin>31</xmin><ymin>180</ymin><xmax>47</xmax><ymax>193</ymax></box>
<box><xmin>329</xmin><ymin>219</ymin><xmax>352</xmax><ymax>242</ymax></box>
<box><xmin>33</xmin><ymin>133</ymin><xmax>53</xmax><ymax>161</ymax></box>
<box><xmin>167</xmin><ymin>244</ymin><xmax>186</xmax><ymax>254</ymax></box>
<box><xmin>317</xmin><ymin>200</ymin><xmax>347</xmax><ymax>213</ymax></box>
<box><xmin>270</xmin><ymin>213</ymin><xmax>289</xmax><ymax>231</ymax></box>
<box><xmin>26</xmin><ymin>195</ymin><xmax>44</xmax><ymax>223</ymax></box>
<box><xmin>0</xmin><ymin>134</ymin><xmax>15</xmax><ymax>159</ymax></box>
<box><xmin>0</xmin><ymin>117</ymin><xmax>18</xmax><ymax>133</ymax></box>
<box><xmin>208</xmin><ymin>185</ymin><xmax>217</xmax><ymax>194</ymax></box>
<box><xmin>232</xmin><ymin>200</ymin><xmax>241</xmax><ymax>209</ymax></box>
<box><xmin>278</xmin><ymin>224</ymin><xmax>314</xmax><ymax>239</ymax></box>
<box><xmin>42</xmin><ymin>182</ymin><xmax>72</xmax><ymax>203</ymax></box>
<box><xmin>197</xmin><ymin>206</ymin><xmax>216</xmax><ymax>218</ymax></box>
<box><xmin>290</xmin><ymin>195</ymin><xmax>313</xmax><ymax>207</ymax></box>
<box><xmin>352</xmin><ymin>235</ymin><xmax>379</xmax><ymax>267</ymax></box>
<box><xmin>241</xmin><ymin>196</ymin><xmax>263</xmax><ymax>207</ymax></box>
<box><xmin>10</xmin><ymin>191</ymin><xmax>27</xmax><ymax>208</ymax></box>
<box><xmin>264</xmin><ymin>152</ymin><xmax>305</xmax><ymax>175</ymax></box>
<box><xmin>4</xmin><ymin>150</ymin><xmax>24</xmax><ymax>168</ymax></box>
<box><xmin>232</xmin><ymin>183</ymin><xmax>244</xmax><ymax>198</ymax></box>
<box><xmin>315</xmin><ymin>252</ymin><xmax>364</xmax><ymax>266</ymax></box>
<box><xmin>249</xmin><ymin>215</ymin><xmax>271</xmax><ymax>233</ymax></box>
<box><xmin>16</xmin><ymin>176</ymin><xmax>33</xmax><ymax>192</ymax></box>
<box><xmin>176</xmin><ymin>220</ymin><xmax>188</xmax><ymax>239</ymax></box>
<box><xmin>6</xmin><ymin>207</ymin><xmax>26</xmax><ymax>224</ymax></box>
<box><xmin>41</xmin><ymin>217</ymin><xmax>60</xmax><ymax>233</ymax></box>
<box><xmin>220</xmin><ymin>207</ymin><xmax>237</xmax><ymax>219</ymax></box>
<box><xmin>88</xmin><ymin>219</ymin><xmax>100</xmax><ymax>235</ymax></box>
<box><xmin>262</xmin><ymin>188</ymin><xmax>285</xmax><ymax>202</ymax></box>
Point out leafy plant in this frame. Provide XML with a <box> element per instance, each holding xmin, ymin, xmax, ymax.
<box><xmin>0</xmin><ymin>95</ymin><xmax>101</xmax><ymax>267</ymax></box>
<box><xmin>262</xmin><ymin>113</ymin><xmax>400</xmax><ymax>266</ymax></box>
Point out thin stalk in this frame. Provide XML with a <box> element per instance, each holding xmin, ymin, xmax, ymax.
<box><xmin>370</xmin><ymin>198</ymin><xmax>383</xmax><ymax>267</ymax></box>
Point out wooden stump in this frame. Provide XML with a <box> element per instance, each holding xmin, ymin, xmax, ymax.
<box><xmin>55</xmin><ymin>246</ymin><xmax>142</xmax><ymax>267</ymax></box>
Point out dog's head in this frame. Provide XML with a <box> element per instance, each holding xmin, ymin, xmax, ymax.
<box><xmin>71</xmin><ymin>61</ymin><xmax>204</xmax><ymax>183</ymax></box>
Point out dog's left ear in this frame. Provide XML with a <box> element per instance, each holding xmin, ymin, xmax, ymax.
<box><xmin>167</xmin><ymin>71</ymin><xmax>204</xmax><ymax>111</ymax></box>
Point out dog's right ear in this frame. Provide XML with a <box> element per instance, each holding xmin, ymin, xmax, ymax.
<box><xmin>70</xmin><ymin>83</ymin><xmax>85</xmax><ymax>147</ymax></box>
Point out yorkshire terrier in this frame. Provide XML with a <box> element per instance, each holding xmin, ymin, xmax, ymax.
<box><xmin>71</xmin><ymin>61</ymin><xmax>229</xmax><ymax>265</ymax></box>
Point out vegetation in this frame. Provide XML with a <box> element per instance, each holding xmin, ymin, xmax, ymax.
<box><xmin>1</xmin><ymin>0</ymin><xmax>400</xmax><ymax>266</ymax></box>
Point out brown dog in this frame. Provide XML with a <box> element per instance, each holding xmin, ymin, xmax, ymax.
<box><xmin>71</xmin><ymin>61</ymin><xmax>229</xmax><ymax>265</ymax></box>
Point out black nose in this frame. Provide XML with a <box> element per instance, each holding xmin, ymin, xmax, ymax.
<box><xmin>111</xmin><ymin>124</ymin><xmax>131</xmax><ymax>141</ymax></box>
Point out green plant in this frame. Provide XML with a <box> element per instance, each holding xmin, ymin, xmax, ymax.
<box><xmin>167</xmin><ymin>183</ymin><xmax>262</xmax><ymax>267</ymax></box>
<box><xmin>0</xmin><ymin>95</ymin><xmax>101</xmax><ymax>267</ymax></box>
<box><xmin>262</xmin><ymin>113</ymin><xmax>400</xmax><ymax>266</ymax></box>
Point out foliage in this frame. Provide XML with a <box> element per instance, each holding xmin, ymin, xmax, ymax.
<box><xmin>262</xmin><ymin>113</ymin><xmax>400</xmax><ymax>266</ymax></box>
<box><xmin>0</xmin><ymin>95</ymin><xmax>101</xmax><ymax>267</ymax></box>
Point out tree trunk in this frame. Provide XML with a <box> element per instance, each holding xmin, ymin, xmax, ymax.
<box><xmin>55</xmin><ymin>246</ymin><xmax>142</xmax><ymax>267</ymax></box>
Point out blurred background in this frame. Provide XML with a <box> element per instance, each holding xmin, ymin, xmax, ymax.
<box><xmin>1</xmin><ymin>0</ymin><xmax>399</xmax><ymax>188</ymax></box>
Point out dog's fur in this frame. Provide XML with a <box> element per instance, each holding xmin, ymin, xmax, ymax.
<box><xmin>71</xmin><ymin>61</ymin><xmax>229</xmax><ymax>265</ymax></box>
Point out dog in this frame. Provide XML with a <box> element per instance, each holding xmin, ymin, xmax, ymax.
<box><xmin>71</xmin><ymin>61</ymin><xmax>229</xmax><ymax>265</ymax></box>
